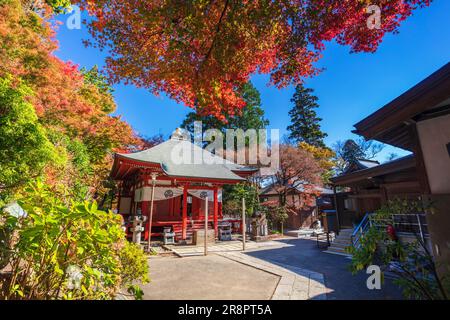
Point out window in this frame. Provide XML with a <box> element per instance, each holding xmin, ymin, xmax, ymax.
<box><xmin>344</xmin><ymin>198</ymin><xmax>355</xmax><ymax>211</ymax></box>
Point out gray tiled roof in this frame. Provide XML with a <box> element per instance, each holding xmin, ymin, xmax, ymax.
<box><xmin>356</xmin><ymin>159</ymin><xmax>380</xmax><ymax>169</ymax></box>
<box><xmin>117</xmin><ymin>137</ymin><xmax>256</xmax><ymax>181</ymax></box>
<box><xmin>259</xmin><ymin>182</ymin><xmax>332</xmax><ymax>195</ymax></box>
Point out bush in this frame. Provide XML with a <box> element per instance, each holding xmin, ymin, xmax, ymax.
<box><xmin>347</xmin><ymin>199</ymin><xmax>449</xmax><ymax>300</ymax></box>
<box><xmin>222</xmin><ymin>183</ymin><xmax>259</xmax><ymax>217</ymax></box>
<box><xmin>0</xmin><ymin>75</ymin><xmax>58</xmax><ymax>206</ymax></box>
<box><xmin>260</xmin><ymin>204</ymin><xmax>288</xmax><ymax>233</ymax></box>
<box><xmin>0</xmin><ymin>181</ymin><xmax>149</xmax><ymax>300</ymax></box>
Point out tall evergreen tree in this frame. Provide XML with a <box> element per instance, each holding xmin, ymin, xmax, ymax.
<box><xmin>332</xmin><ymin>138</ymin><xmax>384</xmax><ymax>174</ymax></box>
<box><xmin>287</xmin><ymin>84</ymin><xmax>327</xmax><ymax>147</ymax></box>
<box><xmin>340</xmin><ymin>139</ymin><xmax>365</xmax><ymax>164</ymax></box>
<box><xmin>181</xmin><ymin>81</ymin><xmax>269</xmax><ymax>134</ymax></box>
<box><xmin>181</xmin><ymin>82</ymin><xmax>269</xmax><ymax>213</ymax></box>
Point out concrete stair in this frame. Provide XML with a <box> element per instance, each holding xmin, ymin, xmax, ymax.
<box><xmin>325</xmin><ymin>228</ymin><xmax>353</xmax><ymax>256</ymax></box>
<box><xmin>173</xmin><ymin>221</ymin><xmax>214</xmax><ymax>242</ymax></box>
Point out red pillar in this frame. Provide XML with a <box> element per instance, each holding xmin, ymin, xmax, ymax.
<box><xmin>213</xmin><ymin>187</ymin><xmax>219</xmax><ymax>237</ymax></box>
<box><xmin>182</xmin><ymin>185</ymin><xmax>188</xmax><ymax>240</ymax></box>
<box><xmin>117</xmin><ymin>193</ymin><xmax>122</xmax><ymax>214</ymax></box>
<box><xmin>142</xmin><ymin>201</ymin><xmax>149</xmax><ymax>240</ymax></box>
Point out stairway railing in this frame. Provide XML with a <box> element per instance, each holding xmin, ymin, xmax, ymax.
<box><xmin>351</xmin><ymin>212</ymin><xmax>429</xmax><ymax>249</ymax></box>
<box><xmin>351</xmin><ymin>212</ymin><xmax>372</xmax><ymax>249</ymax></box>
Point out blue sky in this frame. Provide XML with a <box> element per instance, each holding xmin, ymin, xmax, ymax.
<box><xmin>54</xmin><ymin>1</ymin><xmax>450</xmax><ymax>162</ymax></box>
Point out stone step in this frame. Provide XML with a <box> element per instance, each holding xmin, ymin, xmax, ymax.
<box><xmin>324</xmin><ymin>248</ymin><xmax>352</xmax><ymax>257</ymax></box>
<box><xmin>329</xmin><ymin>243</ymin><xmax>351</xmax><ymax>250</ymax></box>
<box><xmin>331</xmin><ymin>243</ymin><xmax>352</xmax><ymax>249</ymax></box>
<box><xmin>334</xmin><ymin>234</ymin><xmax>352</xmax><ymax>239</ymax></box>
<box><xmin>334</xmin><ymin>234</ymin><xmax>353</xmax><ymax>239</ymax></box>
<box><xmin>334</xmin><ymin>240</ymin><xmax>352</xmax><ymax>244</ymax></box>
<box><xmin>331</xmin><ymin>238</ymin><xmax>351</xmax><ymax>245</ymax></box>
<box><xmin>337</xmin><ymin>231</ymin><xmax>353</xmax><ymax>236</ymax></box>
<box><xmin>335</xmin><ymin>233</ymin><xmax>352</xmax><ymax>237</ymax></box>
<box><xmin>326</xmin><ymin>229</ymin><xmax>354</xmax><ymax>257</ymax></box>
<box><xmin>333</xmin><ymin>237</ymin><xmax>352</xmax><ymax>242</ymax></box>
<box><xmin>327</xmin><ymin>246</ymin><xmax>350</xmax><ymax>254</ymax></box>
<box><xmin>333</xmin><ymin>239</ymin><xmax>352</xmax><ymax>245</ymax></box>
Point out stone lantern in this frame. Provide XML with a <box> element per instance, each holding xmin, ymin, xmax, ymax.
<box><xmin>250</xmin><ymin>212</ymin><xmax>269</xmax><ymax>242</ymax></box>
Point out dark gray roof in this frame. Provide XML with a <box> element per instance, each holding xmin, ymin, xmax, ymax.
<box><xmin>343</xmin><ymin>158</ymin><xmax>380</xmax><ymax>174</ymax></box>
<box><xmin>331</xmin><ymin>154</ymin><xmax>415</xmax><ymax>185</ymax></box>
<box><xmin>117</xmin><ymin>137</ymin><xmax>256</xmax><ymax>181</ymax></box>
<box><xmin>259</xmin><ymin>182</ymin><xmax>332</xmax><ymax>196</ymax></box>
<box><xmin>356</xmin><ymin>159</ymin><xmax>380</xmax><ymax>169</ymax></box>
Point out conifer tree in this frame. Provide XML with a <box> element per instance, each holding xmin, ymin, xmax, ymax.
<box><xmin>287</xmin><ymin>84</ymin><xmax>327</xmax><ymax>148</ymax></box>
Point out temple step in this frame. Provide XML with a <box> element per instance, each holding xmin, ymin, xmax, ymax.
<box><xmin>173</xmin><ymin>222</ymin><xmax>214</xmax><ymax>241</ymax></box>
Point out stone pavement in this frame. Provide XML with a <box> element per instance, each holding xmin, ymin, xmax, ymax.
<box><xmin>164</xmin><ymin>239</ymin><xmax>293</xmax><ymax>257</ymax></box>
<box><xmin>216</xmin><ymin>251</ymin><xmax>329</xmax><ymax>300</ymax></box>
<box><xmin>162</xmin><ymin>239</ymin><xmax>330</xmax><ymax>300</ymax></box>
<box><xmin>141</xmin><ymin>255</ymin><xmax>279</xmax><ymax>300</ymax></box>
<box><xmin>246</xmin><ymin>238</ymin><xmax>404</xmax><ymax>300</ymax></box>
<box><xmin>147</xmin><ymin>238</ymin><xmax>402</xmax><ymax>300</ymax></box>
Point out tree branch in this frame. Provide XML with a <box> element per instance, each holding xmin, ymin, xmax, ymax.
<box><xmin>197</xmin><ymin>0</ymin><xmax>230</xmax><ymax>77</ymax></box>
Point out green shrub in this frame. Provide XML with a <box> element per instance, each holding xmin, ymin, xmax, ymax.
<box><xmin>347</xmin><ymin>199</ymin><xmax>449</xmax><ymax>300</ymax></box>
<box><xmin>0</xmin><ymin>181</ymin><xmax>149</xmax><ymax>300</ymax></box>
<box><xmin>0</xmin><ymin>75</ymin><xmax>58</xmax><ymax>206</ymax></box>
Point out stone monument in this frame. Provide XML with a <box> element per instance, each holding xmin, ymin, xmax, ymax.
<box><xmin>250</xmin><ymin>212</ymin><xmax>269</xmax><ymax>242</ymax></box>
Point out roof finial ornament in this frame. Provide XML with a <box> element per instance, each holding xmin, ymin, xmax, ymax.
<box><xmin>170</xmin><ymin>127</ymin><xmax>189</xmax><ymax>140</ymax></box>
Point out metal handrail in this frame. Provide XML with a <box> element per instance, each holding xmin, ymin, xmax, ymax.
<box><xmin>351</xmin><ymin>212</ymin><xmax>428</xmax><ymax>248</ymax></box>
<box><xmin>351</xmin><ymin>212</ymin><xmax>372</xmax><ymax>249</ymax></box>
<box><xmin>351</xmin><ymin>213</ymin><xmax>370</xmax><ymax>238</ymax></box>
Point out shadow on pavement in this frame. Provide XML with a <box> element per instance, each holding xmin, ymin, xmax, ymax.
<box><xmin>245</xmin><ymin>238</ymin><xmax>404</xmax><ymax>300</ymax></box>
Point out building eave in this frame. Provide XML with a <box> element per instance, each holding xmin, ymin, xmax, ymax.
<box><xmin>331</xmin><ymin>155</ymin><xmax>416</xmax><ymax>186</ymax></box>
<box><xmin>352</xmin><ymin>62</ymin><xmax>450</xmax><ymax>150</ymax></box>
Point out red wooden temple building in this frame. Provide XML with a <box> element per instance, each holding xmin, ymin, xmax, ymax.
<box><xmin>110</xmin><ymin>129</ymin><xmax>258</xmax><ymax>242</ymax></box>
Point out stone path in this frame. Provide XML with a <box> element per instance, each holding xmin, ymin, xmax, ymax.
<box><xmin>216</xmin><ymin>251</ymin><xmax>330</xmax><ymax>300</ymax></box>
<box><xmin>165</xmin><ymin>240</ymin><xmax>293</xmax><ymax>257</ymax></box>
<box><xmin>136</xmin><ymin>238</ymin><xmax>401</xmax><ymax>300</ymax></box>
<box><xmin>247</xmin><ymin>238</ymin><xmax>403</xmax><ymax>299</ymax></box>
<box><xmin>141</xmin><ymin>255</ymin><xmax>279</xmax><ymax>300</ymax></box>
<box><xmin>163</xmin><ymin>239</ymin><xmax>330</xmax><ymax>300</ymax></box>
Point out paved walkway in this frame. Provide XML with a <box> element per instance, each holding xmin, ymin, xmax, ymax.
<box><xmin>141</xmin><ymin>255</ymin><xmax>279</xmax><ymax>300</ymax></box>
<box><xmin>143</xmin><ymin>238</ymin><xmax>403</xmax><ymax>300</ymax></box>
<box><xmin>217</xmin><ymin>251</ymin><xmax>329</xmax><ymax>300</ymax></box>
<box><xmin>151</xmin><ymin>239</ymin><xmax>329</xmax><ymax>300</ymax></box>
<box><xmin>246</xmin><ymin>238</ymin><xmax>404</xmax><ymax>300</ymax></box>
<box><xmin>164</xmin><ymin>239</ymin><xmax>293</xmax><ymax>257</ymax></box>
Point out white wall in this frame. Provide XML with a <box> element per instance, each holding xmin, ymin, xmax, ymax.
<box><xmin>417</xmin><ymin>114</ymin><xmax>450</xmax><ymax>194</ymax></box>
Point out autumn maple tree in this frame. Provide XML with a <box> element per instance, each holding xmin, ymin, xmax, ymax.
<box><xmin>0</xmin><ymin>2</ymin><xmax>150</xmax><ymax>300</ymax></box>
<box><xmin>181</xmin><ymin>81</ymin><xmax>269</xmax><ymax>135</ymax></box>
<box><xmin>0</xmin><ymin>0</ymin><xmax>141</xmax><ymax>203</ymax></box>
<box><xmin>76</xmin><ymin>0</ymin><xmax>430</xmax><ymax>119</ymax></box>
<box><xmin>261</xmin><ymin>144</ymin><xmax>323</xmax><ymax>232</ymax></box>
<box><xmin>269</xmin><ymin>144</ymin><xmax>323</xmax><ymax>206</ymax></box>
